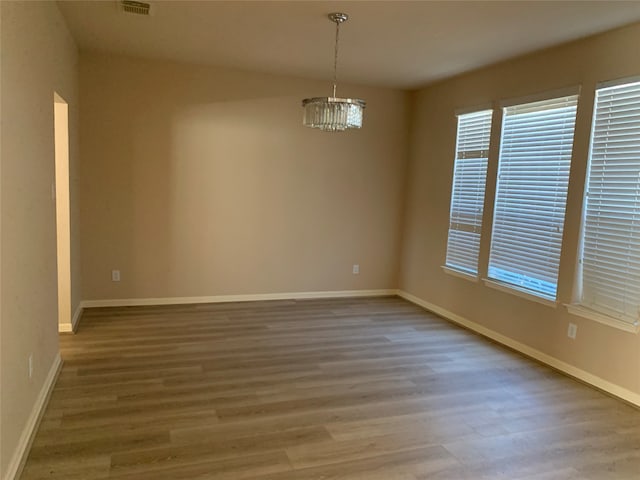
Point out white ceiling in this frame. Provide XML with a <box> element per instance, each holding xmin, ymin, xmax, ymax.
<box><xmin>58</xmin><ymin>0</ymin><xmax>640</xmax><ymax>89</ymax></box>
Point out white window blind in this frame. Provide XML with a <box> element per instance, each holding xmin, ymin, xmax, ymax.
<box><xmin>488</xmin><ymin>95</ymin><xmax>578</xmax><ymax>299</ymax></box>
<box><xmin>579</xmin><ymin>81</ymin><xmax>640</xmax><ymax>325</ymax></box>
<box><xmin>445</xmin><ymin>109</ymin><xmax>493</xmax><ymax>275</ymax></box>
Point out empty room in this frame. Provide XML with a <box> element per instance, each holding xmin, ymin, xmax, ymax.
<box><xmin>2</xmin><ymin>1</ymin><xmax>640</xmax><ymax>479</ymax></box>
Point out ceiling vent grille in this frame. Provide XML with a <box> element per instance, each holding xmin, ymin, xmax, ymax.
<box><xmin>120</xmin><ymin>1</ymin><xmax>152</xmax><ymax>16</ymax></box>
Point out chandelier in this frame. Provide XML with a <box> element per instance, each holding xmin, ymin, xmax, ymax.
<box><xmin>302</xmin><ymin>12</ymin><xmax>366</xmax><ymax>131</ymax></box>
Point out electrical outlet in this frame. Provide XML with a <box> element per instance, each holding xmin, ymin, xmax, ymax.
<box><xmin>567</xmin><ymin>323</ymin><xmax>578</xmax><ymax>340</ymax></box>
<box><xmin>352</xmin><ymin>264</ymin><xmax>360</xmax><ymax>275</ymax></box>
<box><xmin>111</xmin><ymin>269</ymin><xmax>121</xmax><ymax>282</ymax></box>
<box><xmin>28</xmin><ymin>354</ymin><xmax>33</xmax><ymax>379</ymax></box>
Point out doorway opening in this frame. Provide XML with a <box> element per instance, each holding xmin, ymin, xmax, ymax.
<box><xmin>54</xmin><ymin>92</ymin><xmax>71</xmax><ymax>332</ymax></box>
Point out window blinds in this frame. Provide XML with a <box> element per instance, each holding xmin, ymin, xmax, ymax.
<box><xmin>580</xmin><ymin>81</ymin><xmax>640</xmax><ymax>325</ymax></box>
<box><xmin>445</xmin><ymin>110</ymin><xmax>493</xmax><ymax>275</ymax></box>
<box><xmin>488</xmin><ymin>95</ymin><xmax>578</xmax><ymax>299</ymax></box>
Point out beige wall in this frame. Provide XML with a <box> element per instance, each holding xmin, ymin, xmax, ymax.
<box><xmin>400</xmin><ymin>23</ymin><xmax>640</xmax><ymax>397</ymax></box>
<box><xmin>79</xmin><ymin>53</ymin><xmax>408</xmax><ymax>301</ymax></box>
<box><xmin>0</xmin><ymin>2</ymin><xmax>79</xmax><ymax>477</ymax></box>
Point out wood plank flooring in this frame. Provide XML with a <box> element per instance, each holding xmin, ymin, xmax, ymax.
<box><xmin>20</xmin><ymin>296</ymin><xmax>640</xmax><ymax>479</ymax></box>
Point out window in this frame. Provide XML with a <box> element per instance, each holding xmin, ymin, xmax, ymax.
<box><xmin>577</xmin><ymin>80</ymin><xmax>640</xmax><ymax>326</ymax></box>
<box><xmin>445</xmin><ymin>109</ymin><xmax>493</xmax><ymax>276</ymax></box>
<box><xmin>488</xmin><ymin>94</ymin><xmax>579</xmax><ymax>300</ymax></box>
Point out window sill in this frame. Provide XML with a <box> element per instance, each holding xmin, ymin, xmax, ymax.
<box><xmin>482</xmin><ymin>279</ymin><xmax>558</xmax><ymax>308</ymax></box>
<box><xmin>565</xmin><ymin>304</ymin><xmax>639</xmax><ymax>334</ymax></box>
<box><xmin>441</xmin><ymin>266</ymin><xmax>479</xmax><ymax>283</ymax></box>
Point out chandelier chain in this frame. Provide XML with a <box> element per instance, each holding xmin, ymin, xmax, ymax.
<box><xmin>332</xmin><ymin>19</ymin><xmax>340</xmax><ymax>97</ymax></box>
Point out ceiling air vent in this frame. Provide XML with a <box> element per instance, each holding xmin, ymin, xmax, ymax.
<box><xmin>120</xmin><ymin>1</ymin><xmax>152</xmax><ymax>16</ymax></box>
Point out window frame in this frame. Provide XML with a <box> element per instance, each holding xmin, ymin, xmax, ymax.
<box><xmin>486</xmin><ymin>91</ymin><xmax>580</xmax><ymax>302</ymax></box>
<box><xmin>570</xmin><ymin>77</ymin><xmax>640</xmax><ymax>332</ymax></box>
<box><xmin>444</xmin><ymin>108</ymin><xmax>494</xmax><ymax>278</ymax></box>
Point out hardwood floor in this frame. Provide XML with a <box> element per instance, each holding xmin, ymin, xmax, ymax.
<box><xmin>21</xmin><ymin>296</ymin><xmax>640</xmax><ymax>479</ymax></box>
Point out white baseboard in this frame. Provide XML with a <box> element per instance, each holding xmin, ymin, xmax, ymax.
<box><xmin>58</xmin><ymin>304</ymin><xmax>83</xmax><ymax>333</ymax></box>
<box><xmin>4</xmin><ymin>353</ymin><xmax>62</xmax><ymax>480</ymax></box>
<box><xmin>81</xmin><ymin>289</ymin><xmax>398</xmax><ymax>309</ymax></box>
<box><xmin>397</xmin><ymin>290</ymin><xmax>640</xmax><ymax>408</ymax></box>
